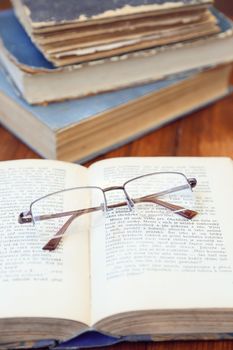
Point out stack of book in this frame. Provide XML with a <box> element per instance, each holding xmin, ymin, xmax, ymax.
<box><xmin>0</xmin><ymin>0</ymin><xmax>232</xmax><ymax>161</ymax></box>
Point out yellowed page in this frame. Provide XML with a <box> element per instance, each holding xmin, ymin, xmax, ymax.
<box><xmin>88</xmin><ymin>157</ymin><xmax>233</xmax><ymax>325</ymax></box>
<box><xmin>0</xmin><ymin>159</ymin><xmax>90</xmax><ymax>326</ymax></box>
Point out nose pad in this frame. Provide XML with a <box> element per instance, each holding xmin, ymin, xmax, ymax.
<box><xmin>100</xmin><ymin>202</ymin><xmax>108</xmax><ymax>216</ymax></box>
<box><xmin>126</xmin><ymin>197</ymin><xmax>134</xmax><ymax>211</ymax></box>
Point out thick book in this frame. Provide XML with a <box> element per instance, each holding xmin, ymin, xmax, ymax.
<box><xmin>0</xmin><ymin>63</ymin><xmax>232</xmax><ymax>162</ymax></box>
<box><xmin>11</xmin><ymin>0</ymin><xmax>218</xmax><ymax>66</ymax></box>
<box><xmin>0</xmin><ymin>8</ymin><xmax>233</xmax><ymax>104</ymax></box>
<box><xmin>0</xmin><ymin>156</ymin><xmax>233</xmax><ymax>350</ymax></box>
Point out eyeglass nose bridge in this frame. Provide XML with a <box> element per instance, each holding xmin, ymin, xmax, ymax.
<box><xmin>102</xmin><ymin>185</ymin><xmax>134</xmax><ymax>211</ymax></box>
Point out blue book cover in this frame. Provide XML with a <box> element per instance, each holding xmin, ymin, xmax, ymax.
<box><xmin>0</xmin><ymin>9</ymin><xmax>54</xmax><ymax>71</ymax></box>
<box><xmin>5</xmin><ymin>328</ymin><xmax>233</xmax><ymax>349</ymax></box>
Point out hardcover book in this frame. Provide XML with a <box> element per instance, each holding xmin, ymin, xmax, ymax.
<box><xmin>0</xmin><ymin>9</ymin><xmax>233</xmax><ymax>104</ymax></box>
<box><xmin>0</xmin><ymin>156</ymin><xmax>233</xmax><ymax>349</ymax></box>
<box><xmin>11</xmin><ymin>0</ymin><xmax>218</xmax><ymax>66</ymax></box>
<box><xmin>0</xmin><ymin>63</ymin><xmax>232</xmax><ymax>162</ymax></box>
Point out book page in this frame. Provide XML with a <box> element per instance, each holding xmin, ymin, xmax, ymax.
<box><xmin>88</xmin><ymin>157</ymin><xmax>233</xmax><ymax>324</ymax></box>
<box><xmin>0</xmin><ymin>159</ymin><xmax>90</xmax><ymax>326</ymax></box>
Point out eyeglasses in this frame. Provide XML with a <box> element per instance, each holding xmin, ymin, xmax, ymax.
<box><xmin>18</xmin><ymin>172</ymin><xmax>197</xmax><ymax>251</ymax></box>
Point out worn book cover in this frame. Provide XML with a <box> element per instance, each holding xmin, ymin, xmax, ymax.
<box><xmin>12</xmin><ymin>0</ymin><xmax>213</xmax><ymax>27</ymax></box>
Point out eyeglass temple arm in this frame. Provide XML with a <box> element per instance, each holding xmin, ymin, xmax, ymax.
<box><xmin>41</xmin><ymin>202</ymin><xmax>127</xmax><ymax>250</ymax></box>
<box><xmin>19</xmin><ymin>206</ymin><xmax>100</xmax><ymax>251</ymax></box>
<box><xmin>41</xmin><ymin>205</ymin><xmax>105</xmax><ymax>251</ymax></box>
<box><xmin>42</xmin><ymin>213</ymin><xmax>80</xmax><ymax>251</ymax></box>
<box><xmin>134</xmin><ymin>180</ymin><xmax>198</xmax><ymax>219</ymax></box>
<box><xmin>18</xmin><ymin>207</ymin><xmax>97</xmax><ymax>224</ymax></box>
<box><xmin>134</xmin><ymin>196</ymin><xmax>197</xmax><ymax>219</ymax></box>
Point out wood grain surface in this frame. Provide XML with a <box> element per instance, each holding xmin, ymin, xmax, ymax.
<box><xmin>0</xmin><ymin>1</ymin><xmax>233</xmax><ymax>350</ymax></box>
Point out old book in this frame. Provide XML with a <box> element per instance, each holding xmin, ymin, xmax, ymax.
<box><xmin>11</xmin><ymin>0</ymin><xmax>219</xmax><ymax>66</ymax></box>
<box><xmin>0</xmin><ymin>8</ymin><xmax>233</xmax><ymax>104</ymax></box>
<box><xmin>0</xmin><ymin>156</ymin><xmax>233</xmax><ymax>350</ymax></box>
<box><xmin>0</xmin><ymin>63</ymin><xmax>232</xmax><ymax>162</ymax></box>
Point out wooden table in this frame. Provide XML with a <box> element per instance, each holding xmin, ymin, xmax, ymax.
<box><xmin>0</xmin><ymin>2</ymin><xmax>233</xmax><ymax>350</ymax></box>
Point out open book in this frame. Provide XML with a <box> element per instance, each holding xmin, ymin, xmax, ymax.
<box><xmin>1</xmin><ymin>156</ymin><xmax>233</xmax><ymax>349</ymax></box>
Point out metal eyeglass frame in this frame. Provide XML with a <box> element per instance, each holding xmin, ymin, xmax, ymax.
<box><xmin>18</xmin><ymin>171</ymin><xmax>197</xmax><ymax>251</ymax></box>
